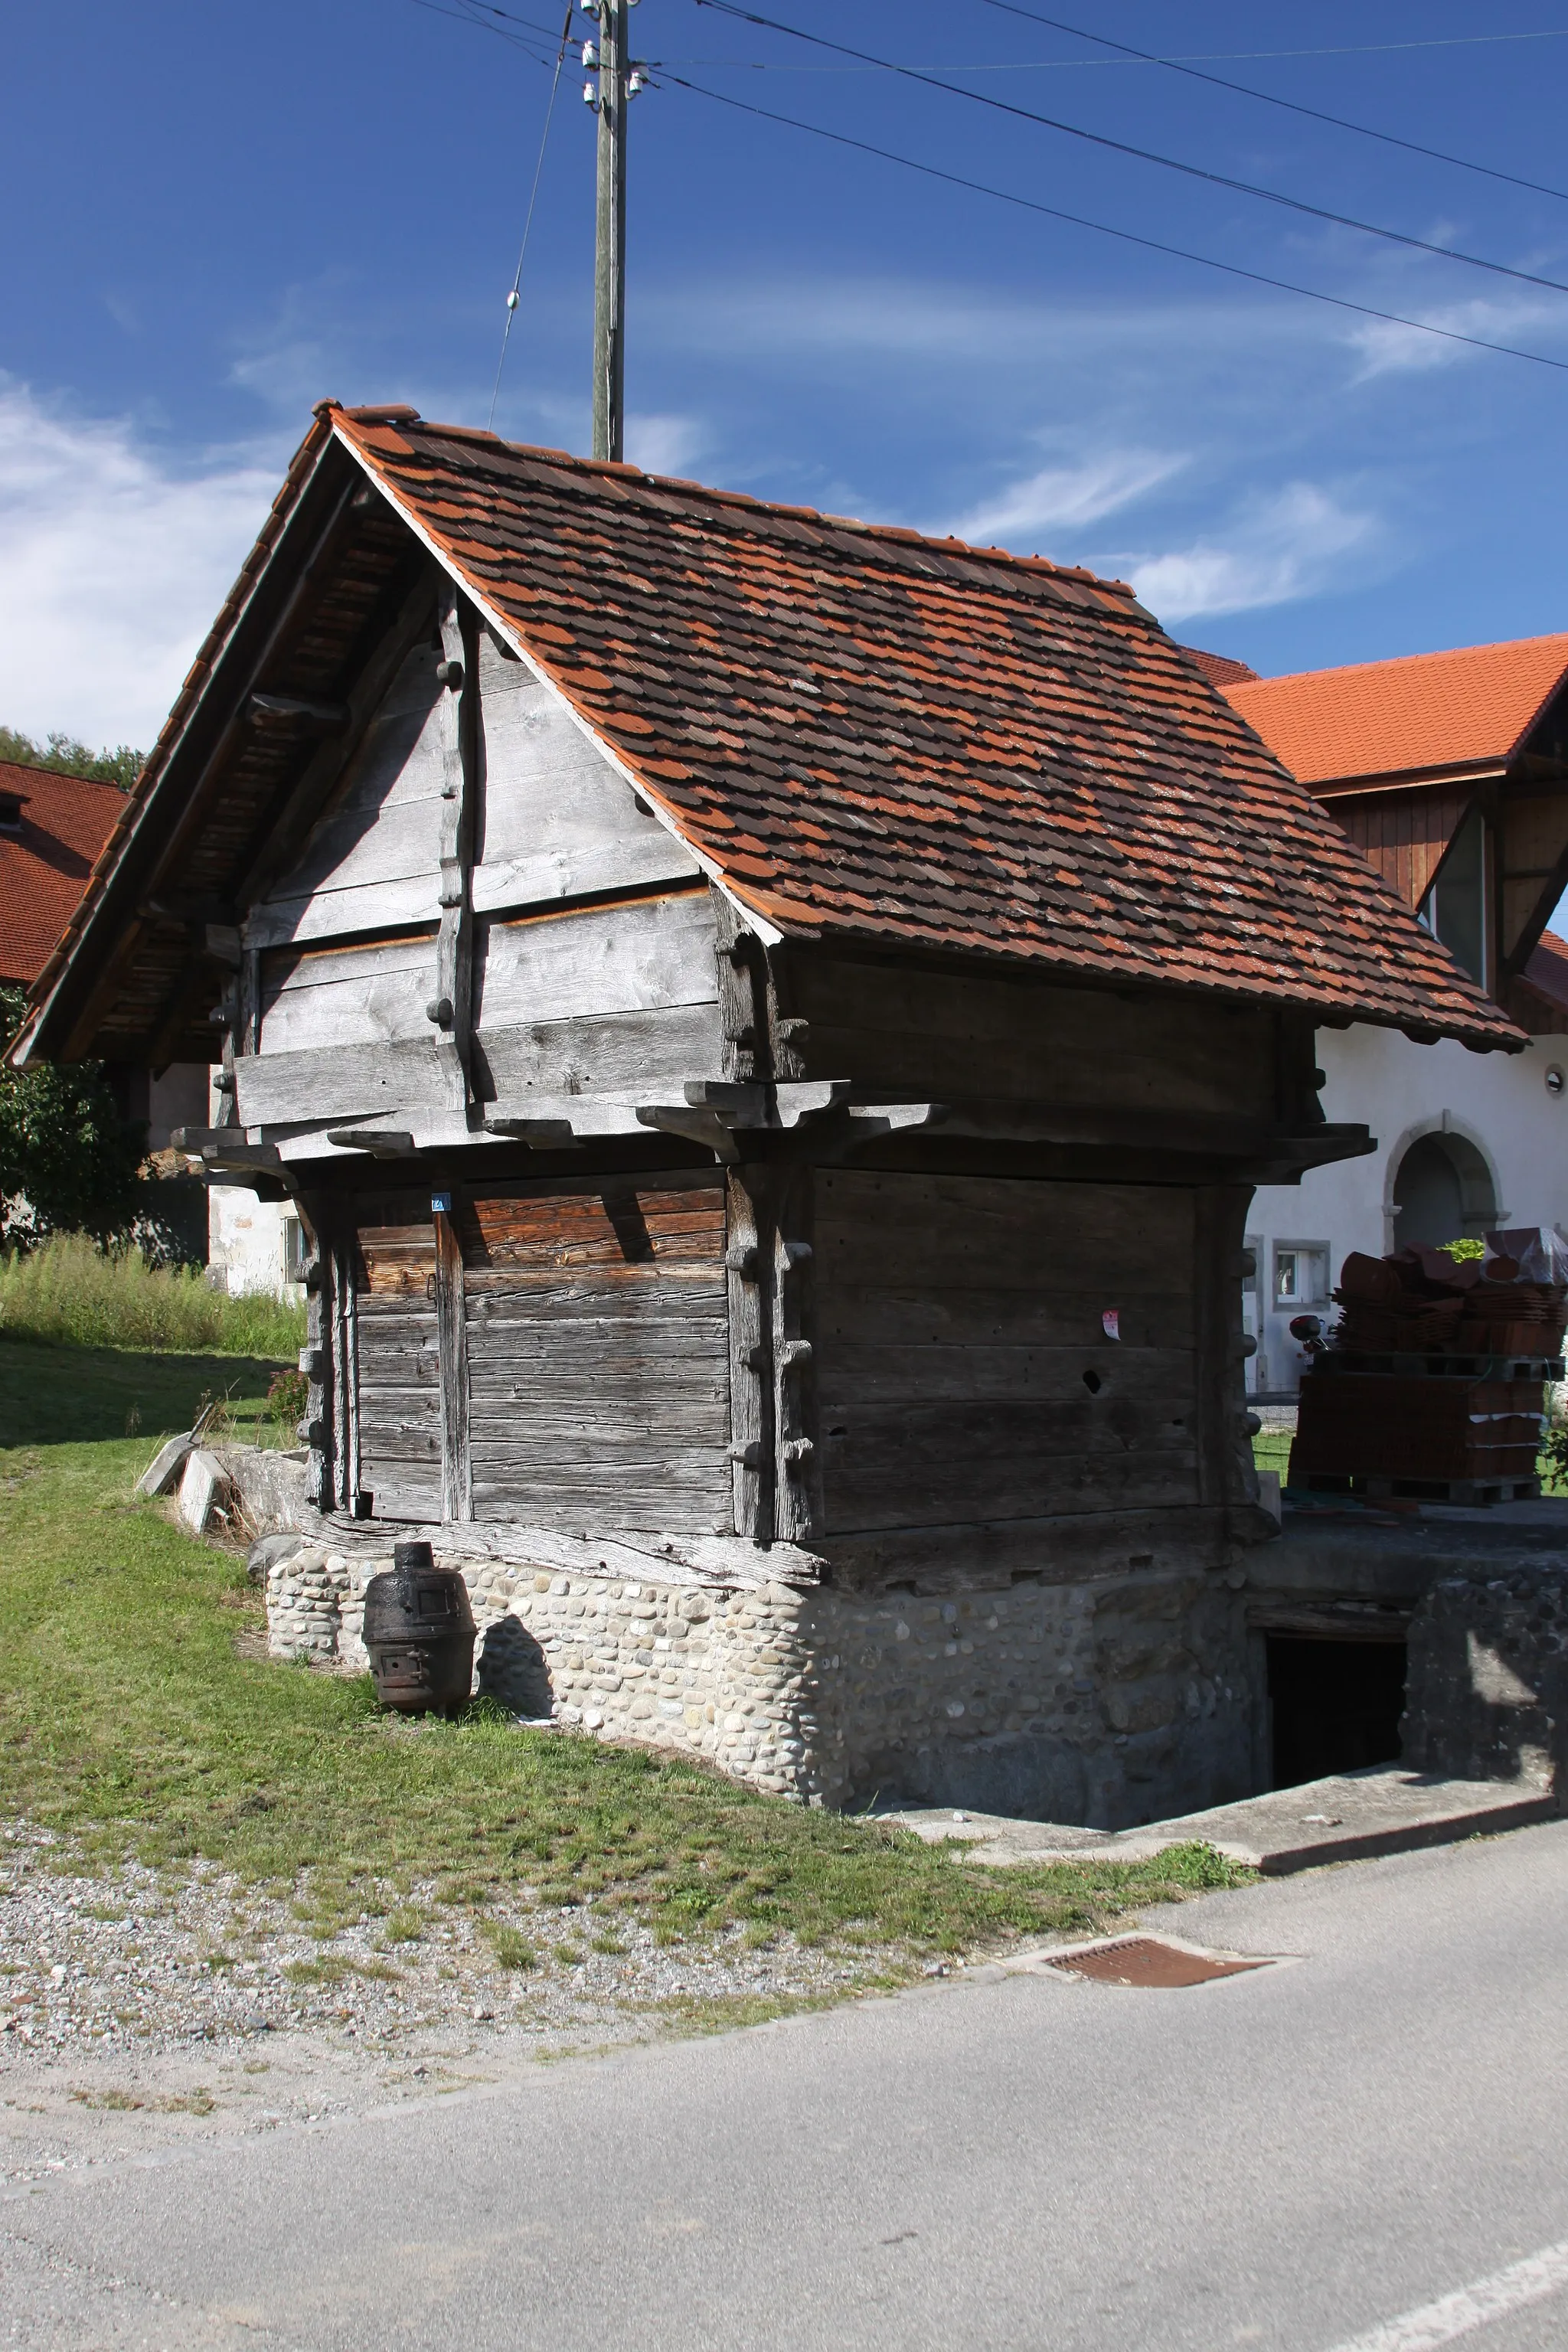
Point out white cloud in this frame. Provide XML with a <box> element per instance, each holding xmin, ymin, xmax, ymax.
<box><xmin>1343</xmin><ymin>293</ymin><xmax>1565</xmax><ymax>382</ymax></box>
<box><xmin>940</xmin><ymin>447</ymin><xmax>1187</xmax><ymax>550</ymax></box>
<box><xmin>625</xmin><ymin>412</ymin><xmax>710</xmax><ymax>477</ymax></box>
<box><xmin>1126</xmin><ymin>482</ymin><xmax>1376</xmax><ymax>624</ymax></box>
<box><xmin>0</xmin><ymin>377</ymin><xmax>279</xmax><ymax>752</ymax></box>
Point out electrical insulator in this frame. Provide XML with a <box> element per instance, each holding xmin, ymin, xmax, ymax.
<box><xmin>581</xmin><ymin>40</ymin><xmax>597</xmax><ymax>65</ymax></box>
<box><xmin>583</xmin><ymin>80</ymin><xmax>598</xmax><ymax>107</ymax></box>
<box><xmin>627</xmin><ymin>67</ymin><xmax>646</xmax><ymax>94</ymax></box>
<box><xmin>505</xmin><ymin>290</ymin><xmax>519</xmax><ymax>312</ymax></box>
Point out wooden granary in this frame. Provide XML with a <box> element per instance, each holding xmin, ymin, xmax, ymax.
<box><xmin>16</xmin><ymin>405</ymin><xmax>1521</xmax><ymax>1821</ymax></box>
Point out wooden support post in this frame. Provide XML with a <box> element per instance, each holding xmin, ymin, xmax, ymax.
<box><xmin>433</xmin><ymin>586</ymin><xmax>478</xmax><ymax>1117</ymax></box>
<box><xmin>726</xmin><ymin>1168</ymin><xmax>774</xmax><ymax>1540</ymax></box>
<box><xmin>1194</xmin><ymin>1183</ymin><xmax>1262</xmax><ymax>1525</ymax></box>
<box><xmin>433</xmin><ymin>1191</ymin><xmax>472</xmax><ymax>1524</ymax></box>
<box><xmin>712</xmin><ymin>887</ymin><xmax>768</xmax><ymax>1082</ymax></box>
<box><xmin>772</xmin><ymin>1166</ymin><xmax>821</xmax><ymax>1544</ymax></box>
<box><xmin>298</xmin><ymin>1197</ymin><xmax>333</xmax><ymax>1513</ymax></box>
<box><xmin>329</xmin><ymin>1236</ymin><xmax>362</xmax><ymax>1514</ymax></box>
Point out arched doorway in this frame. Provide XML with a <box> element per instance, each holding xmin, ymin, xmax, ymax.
<box><xmin>1390</xmin><ymin>1129</ymin><xmax>1498</xmax><ymax>1250</ymax></box>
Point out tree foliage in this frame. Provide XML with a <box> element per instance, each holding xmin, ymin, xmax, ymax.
<box><xmin>0</xmin><ymin>985</ymin><xmax>148</xmax><ymax>1247</ymax></box>
<box><xmin>0</xmin><ymin>724</ymin><xmax>142</xmax><ymax>792</ymax></box>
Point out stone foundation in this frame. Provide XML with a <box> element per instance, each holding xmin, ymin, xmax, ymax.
<box><xmin>264</xmin><ymin>1539</ymin><xmax>1253</xmax><ymax>1828</ymax></box>
<box><xmin>1404</xmin><ymin>1566</ymin><xmax>1568</xmax><ymax>1795</ymax></box>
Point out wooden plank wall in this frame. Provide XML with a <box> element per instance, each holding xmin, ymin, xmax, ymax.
<box><xmin>473</xmin><ymin>632</ymin><xmax>701</xmax><ymax>911</ymax></box>
<box><xmin>351</xmin><ymin>1203</ymin><xmax>444</xmax><ymax>1521</ymax></box>
<box><xmin>812</xmin><ymin>1170</ymin><xmax>1200</xmax><ymax>1532</ymax></box>
<box><xmin>777</xmin><ymin>954</ymin><xmax>1279</xmax><ymax>1119</ymax></box>
<box><xmin>460</xmin><ymin>1173</ymin><xmax>733</xmax><ymax>1531</ymax></box>
<box><xmin>472</xmin><ymin>889</ymin><xmax>722</xmax><ymax>1099</ymax></box>
<box><xmin>247</xmin><ymin>639</ymin><xmax>447</xmax><ymax>949</ymax></box>
<box><xmin>1331</xmin><ymin>786</ymin><xmax>1470</xmax><ymax>911</ymax></box>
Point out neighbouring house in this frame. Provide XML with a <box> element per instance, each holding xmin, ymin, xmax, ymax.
<box><xmin>1207</xmin><ymin>637</ymin><xmax>1568</xmax><ymax>1394</ymax></box>
<box><xmin>11</xmin><ymin>403</ymin><xmax>1518</xmax><ymax>1825</ymax></box>
<box><xmin>0</xmin><ymin>754</ymin><xmax>209</xmax><ymax>1152</ymax></box>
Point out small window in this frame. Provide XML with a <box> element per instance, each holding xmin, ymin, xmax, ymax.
<box><xmin>1419</xmin><ymin>805</ymin><xmax>1487</xmax><ymax>985</ymax></box>
<box><xmin>282</xmin><ymin>1215</ymin><xmax>309</xmax><ymax>1283</ymax></box>
<box><xmin>1274</xmin><ymin>1243</ymin><xmax>1330</xmax><ymax>1308</ymax></box>
<box><xmin>0</xmin><ymin>792</ymin><xmax>25</xmax><ymax>835</ymax></box>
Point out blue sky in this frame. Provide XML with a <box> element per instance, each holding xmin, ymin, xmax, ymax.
<box><xmin>5</xmin><ymin>0</ymin><xmax>1568</xmax><ymax>750</ymax></box>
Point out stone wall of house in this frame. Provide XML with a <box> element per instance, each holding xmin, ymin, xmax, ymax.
<box><xmin>1403</xmin><ymin>1566</ymin><xmax>1568</xmax><ymax>1794</ymax></box>
<box><xmin>265</xmin><ymin>1543</ymin><xmax>1251</xmax><ymax>1828</ymax></box>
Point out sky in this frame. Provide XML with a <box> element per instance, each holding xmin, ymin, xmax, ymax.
<box><xmin>5</xmin><ymin>0</ymin><xmax>1568</xmax><ymax>753</ymax></box>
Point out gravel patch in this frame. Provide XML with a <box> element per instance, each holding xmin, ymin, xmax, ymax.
<box><xmin>0</xmin><ymin>1821</ymin><xmax>893</xmax><ymax>2083</ymax></box>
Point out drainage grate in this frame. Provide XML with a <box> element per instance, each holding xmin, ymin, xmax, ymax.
<box><xmin>1047</xmin><ymin>1936</ymin><xmax>1270</xmax><ymax>1988</ymax></box>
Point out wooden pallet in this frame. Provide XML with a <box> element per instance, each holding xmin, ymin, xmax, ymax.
<box><xmin>1294</xmin><ymin>1472</ymin><xmax>1542</xmax><ymax>1506</ymax></box>
<box><xmin>1315</xmin><ymin>1351</ymin><xmax>1565</xmax><ymax>1381</ymax></box>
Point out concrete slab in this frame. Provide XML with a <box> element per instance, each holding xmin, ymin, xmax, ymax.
<box><xmin>889</xmin><ymin>1764</ymin><xmax>1558</xmax><ymax>1875</ymax></box>
<box><xmin>136</xmin><ymin>1432</ymin><xmax>193</xmax><ymax>1498</ymax></box>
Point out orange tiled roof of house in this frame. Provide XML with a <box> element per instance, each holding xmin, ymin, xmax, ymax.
<box><xmin>1181</xmin><ymin>646</ymin><xmax>1259</xmax><ymax>688</ymax></box>
<box><xmin>24</xmin><ymin>407</ymin><xmax>1521</xmax><ymax>1055</ymax></box>
<box><xmin>1223</xmin><ymin>633</ymin><xmax>1568</xmax><ymax>789</ymax></box>
<box><xmin>0</xmin><ymin>759</ymin><xmax>126</xmax><ymax>988</ymax></box>
<box><xmin>1523</xmin><ymin>925</ymin><xmax>1568</xmax><ymax>1020</ymax></box>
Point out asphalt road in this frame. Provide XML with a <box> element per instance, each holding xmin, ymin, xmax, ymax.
<box><xmin>5</xmin><ymin>1821</ymin><xmax>1568</xmax><ymax>2352</ymax></box>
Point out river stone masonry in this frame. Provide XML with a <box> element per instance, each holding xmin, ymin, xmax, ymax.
<box><xmin>265</xmin><ymin>1542</ymin><xmax>1251</xmax><ymax>1826</ymax></box>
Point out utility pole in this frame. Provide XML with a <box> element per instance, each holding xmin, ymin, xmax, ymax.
<box><xmin>584</xmin><ymin>0</ymin><xmax>643</xmax><ymax>463</ymax></box>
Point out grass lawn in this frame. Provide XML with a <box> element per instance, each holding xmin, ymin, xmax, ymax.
<box><xmin>0</xmin><ymin>1334</ymin><xmax>1250</xmax><ymax>1965</ymax></box>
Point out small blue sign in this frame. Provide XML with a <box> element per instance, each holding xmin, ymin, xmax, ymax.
<box><xmin>431</xmin><ymin>1192</ymin><xmax>453</xmax><ymax>1215</ymax></box>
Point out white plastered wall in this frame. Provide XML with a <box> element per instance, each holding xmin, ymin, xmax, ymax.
<box><xmin>203</xmin><ymin>1070</ymin><xmax>301</xmax><ymax>1302</ymax></box>
<box><xmin>1246</xmin><ymin>1024</ymin><xmax>1568</xmax><ymax>1396</ymax></box>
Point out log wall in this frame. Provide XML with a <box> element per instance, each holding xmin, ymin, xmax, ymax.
<box><xmin>813</xmin><ymin>1169</ymin><xmax>1202</xmax><ymax>1534</ymax></box>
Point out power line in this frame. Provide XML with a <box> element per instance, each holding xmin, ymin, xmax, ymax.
<box><xmin>408</xmin><ymin>0</ymin><xmax>559</xmax><ymax>65</ymax></box>
<box><xmin>691</xmin><ymin>0</ymin><xmax>1568</xmax><ymax>302</ymax></box>
<box><xmin>489</xmin><ymin>2</ymin><xmax>575</xmax><ymax>428</ymax></box>
<box><xmin>978</xmin><ymin>0</ymin><xmax>1568</xmax><ymax>206</ymax></box>
<box><xmin>418</xmin><ymin>0</ymin><xmax>1568</xmax><ymax>77</ymax></box>
<box><xmin>658</xmin><ymin>70</ymin><xmax>1568</xmax><ymax>376</ymax></box>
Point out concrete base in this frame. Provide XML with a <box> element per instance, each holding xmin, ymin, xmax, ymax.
<box><xmin>890</xmin><ymin>1762</ymin><xmax>1559</xmax><ymax>1873</ymax></box>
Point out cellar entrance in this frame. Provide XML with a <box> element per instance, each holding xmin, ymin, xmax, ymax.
<box><xmin>1266</xmin><ymin>1634</ymin><xmax>1407</xmax><ymax>1788</ymax></box>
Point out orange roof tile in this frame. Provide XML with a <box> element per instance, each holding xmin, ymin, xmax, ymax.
<box><xmin>1523</xmin><ymin>925</ymin><xmax>1568</xmax><ymax>1020</ymax></box>
<box><xmin>1223</xmin><ymin>633</ymin><xmax>1568</xmax><ymax>789</ymax></box>
<box><xmin>0</xmin><ymin>760</ymin><xmax>126</xmax><ymax>988</ymax></box>
<box><xmin>1181</xmin><ymin>646</ymin><xmax>1259</xmax><ymax>688</ymax></box>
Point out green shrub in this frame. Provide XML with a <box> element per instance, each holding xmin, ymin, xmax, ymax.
<box><xmin>0</xmin><ymin>1233</ymin><xmax>304</xmax><ymax>1358</ymax></box>
<box><xmin>1437</xmin><ymin>1236</ymin><xmax>1487</xmax><ymax>1262</ymax></box>
<box><xmin>266</xmin><ymin>1365</ymin><xmax>309</xmax><ymax>1437</ymax></box>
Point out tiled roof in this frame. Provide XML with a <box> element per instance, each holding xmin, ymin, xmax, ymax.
<box><xmin>1523</xmin><ymin>926</ymin><xmax>1568</xmax><ymax>1019</ymax></box>
<box><xmin>0</xmin><ymin>760</ymin><xmax>126</xmax><ymax>988</ymax></box>
<box><xmin>1181</xmin><ymin>646</ymin><xmax>1259</xmax><ymax>688</ymax></box>
<box><xmin>326</xmin><ymin>407</ymin><xmax>1517</xmax><ymax>1049</ymax></box>
<box><xmin>1223</xmin><ymin>633</ymin><xmax>1568</xmax><ymax>789</ymax></box>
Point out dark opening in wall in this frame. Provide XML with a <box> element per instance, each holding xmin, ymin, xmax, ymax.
<box><xmin>1266</xmin><ymin>1635</ymin><xmax>1407</xmax><ymax>1788</ymax></box>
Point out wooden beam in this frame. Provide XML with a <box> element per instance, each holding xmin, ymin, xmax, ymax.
<box><xmin>432</xmin><ymin>585</ymin><xmax>478</xmax><ymax>1116</ymax></box>
<box><xmin>433</xmin><ymin>1191</ymin><xmax>473</xmax><ymax>1523</ymax></box>
<box><xmin>726</xmin><ymin>1168</ymin><xmax>773</xmax><ymax>1540</ymax></box>
<box><xmin>771</xmin><ymin>1167</ymin><xmax>821</xmax><ymax>1543</ymax></box>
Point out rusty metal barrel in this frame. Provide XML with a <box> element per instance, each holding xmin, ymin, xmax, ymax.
<box><xmin>361</xmin><ymin>1540</ymin><xmax>476</xmax><ymax>1715</ymax></box>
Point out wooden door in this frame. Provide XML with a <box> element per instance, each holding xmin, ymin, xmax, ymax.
<box><xmin>344</xmin><ymin>1201</ymin><xmax>444</xmax><ymax>1521</ymax></box>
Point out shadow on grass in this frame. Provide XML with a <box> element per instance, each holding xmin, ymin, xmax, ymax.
<box><xmin>0</xmin><ymin>1332</ymin><xmax>283</xmax><ymax>1448</ymax></box>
